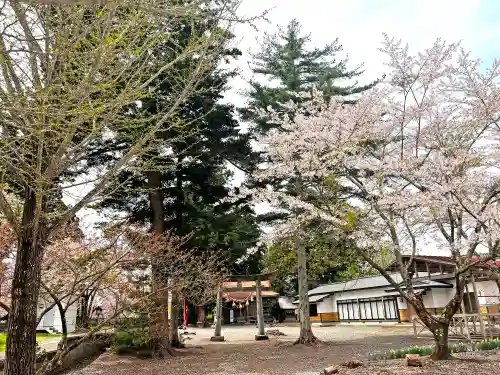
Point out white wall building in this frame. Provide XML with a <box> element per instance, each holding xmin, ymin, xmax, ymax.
<box><xmin>36</xmin><ymin>299</ymin><xmax>78</xmax><ymax>334</ymax></box>
<box><xmin>298</xmin><ymin>256</ymin><xmax>500</xmax><ymax>324</ymax></box>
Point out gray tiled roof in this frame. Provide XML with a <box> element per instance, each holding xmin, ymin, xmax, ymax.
<box><xmin>308</xmin><ymin>273</ymin><xmax>404</xmax><ymax>296</ymax></box>
<box><xmin>385</xmin><ymin>279</ymin><xmax>452</xmax><ymax>291</ymax></box>
<box><xmin>308</xmin><ymin>273</ymin><xmax>454</xmax><ymax>297</ymax></box>
<box><xmin>293</xmin><ymin>293</ymin><xmax>330</xmax><ymax>304</ymax></box>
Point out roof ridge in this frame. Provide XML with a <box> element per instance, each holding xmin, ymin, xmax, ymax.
<box><xmin>315</xmin><ymin>272</ymin><xmax>400</xmax><ymax>287</ymax></box>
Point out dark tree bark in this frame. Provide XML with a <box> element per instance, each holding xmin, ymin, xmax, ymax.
<box><xmin>360</xmin><ymin>250</ymin><xmax>465</xmax><ymax>361</ymax></box>
<box><xmin>5</xmin><ymin>191</ymin><xmax>47</xmax><ymax>375</ymax></box>
<box><xmin>147</xmin><ymin>171</ymin><xmax>174</xmax><ymax>357</ymax></box>
<box><xmin>169</xmin><ymin>291</ymin><xmax>182</xmax><ymax>347</ymax></box>
<box><xmin>79</xmin><ymin>293</ymin><xmax>90</xmax><ymax>329</ymax></box>
<box><xmin>55</xmin><ymin>301</ymin><xmax>68</xmax><ymax>348</ymax></box>
<box><xmin>85</xmin><ymin>288</ymin><xmax>98</xmax><ymax>326</ymax></box>
<box><xmin>407</xmin><ymin>289</ymin><xmax>462</xmax><ymax>360</ymax></box>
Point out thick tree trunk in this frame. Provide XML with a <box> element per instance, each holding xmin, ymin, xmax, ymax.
<box><xmin>76</xmin><ymin>293</ymin><xmax>90</xmax><ymax>329</ymax></box>
<box><xmin>430</xmin><ymin>323</ymin><xmax>451</xmax><ymax>360</ymax></box>
<box><xmin>409</xmin><ymin>294</ymin><xmax>453</xmax><ymax>360</ymax></box>
<box><xmin>169</xmin><ymin>292</ymin><xmax>182</xmax><ymax>347</ymax></box>
<box><xmin>295</xmin><ymin>239</ymin><xmax>317</xmax><ymax>345</ymax></box>
<box><xmin>6</xmin><ymin>192</ymin><xmax>46</xmax><ymax>375</ymax></box>
<box><xmin>150</xmin><ymin>267</ymin><xmax>174</xmax><ymax>357</ymax></box>
<box><xmin>167</xmin><ymin>164</ymin><xmax>184</xmax><ymax>348</ymax></box>
<box><xmin>85</xmin><ymin>289</ymin><xmax>97</xmax><ymax>327</ymax></box>
<box><xmin>147</xmin><ymin>171</ymin><xmax>174</xmax><ymax>357</ymax></box>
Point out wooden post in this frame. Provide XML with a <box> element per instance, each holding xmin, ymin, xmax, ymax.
<box><xmin>471</xmin><ymin>274</ymin><xmax>486</xmax><ymax>339</ymax></box>
<box><xmin>425</xmin><ymin>262</ymin><xmax>431</xmax><ymax>278</ymax></box>
<box><xmin>210</xmin><ymin>288</ymin><xmax>224</xmax><ymax>342</ymax></box>
<box><xmin>255</xmin><ymin>279</ymin><xmax>268</xmax><ymax>340</ymax></box>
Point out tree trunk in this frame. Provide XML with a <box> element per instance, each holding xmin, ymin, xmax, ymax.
<box><xmin>147</xmin><ymin>171</ymin><xmax>174</xmax><ymax>357</ymax></box>
<box><xmin>166</xmin><ymin>163</ymin><xmax>184</xmax><ymax>348</ymax></box>
<box><xmin>408</xmin><ymin>294</ymin><xmax>452</xmax><ymax>361</ymax></box>
<box><xmin>76</xmin><ymin>293</ymin><xmax>90</xmax><ymax>329</ymax></box>
<box><xmin>57</xmin><ymin>304</ymin><xmax>68</xmax><ymax>344</ymax></box>
<box><xmin>150</xmin><ymin>266</ymin><xmax>174</xmax><ymax>357</ymax></box>
<box><xmin>85</xmin><ymin>288</ymin><xmax>97</xmax><ymax>327</ymax></box>
<box><xmin>5</xmin><ymin>192</ymin><xmax>46</xmax><ymax>375</ymax></box>
<box><xmin>294</xmin><ymin>239</ymin><xmax>317</xmax><ymax>345</ymax></box>
<box><xmin>430</xmin><ymin>323</ymin><xmax>451</xmax><ymax>360</ymax></box>
<box><xmin>169</xmin><ymin>291</ymin><xmax>182</xmax><ymax>347</ymax></box>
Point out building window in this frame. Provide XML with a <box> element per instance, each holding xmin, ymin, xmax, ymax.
<box><xmin>309</xmin><ymin>303</ymin><xmax>318</xmax><ymax>317</ymax></box>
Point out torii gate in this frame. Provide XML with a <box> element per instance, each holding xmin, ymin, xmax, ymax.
<box><xmin>210</xmin><ymin>272</ymin><xmax>275</xmax><ymax>342</ymax></box>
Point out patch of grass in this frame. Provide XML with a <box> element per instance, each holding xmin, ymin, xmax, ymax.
<box><xmin>89</xmin><ymin>325</ymin><xmax>113</xmax><ymax>330</ymax></box>
<box><xmin>371</xmin><ymin>338</ymin><xmax>500</xmax><ymax>360</ymax></box>
<box><xmin>0</xmin><ymin>333</ymin><xmax>61</xmax><ymax>352</ymax></box>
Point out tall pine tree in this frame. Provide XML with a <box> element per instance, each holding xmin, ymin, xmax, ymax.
<box><xmin>241</xmin><ymin>19</ymin><xmax>377</xmax><ymax>344</ymax></box>
<box><xmin>240</xmin><ymin>18</ymin><xmax>376</xmax><ymax>135</ymax></box>
<box><xmin>94</xmin><ymin>6</ymin><xmax>262</xmax><ymax>350</ymax></box>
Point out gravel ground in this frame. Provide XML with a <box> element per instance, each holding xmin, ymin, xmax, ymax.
<box><xmin>338</xmin><ymin>350</ymin><xmax>500</xmax><ymax>375</ymax></box>
<box><xmin>68</xmin><ymin>325</ymin><xmax>433</xmax><ymax>375</ymax></box>
<box><xmin>70</xmin><ymin>346</ymin><xmax>500</xmax><ymax>375</ymax></box>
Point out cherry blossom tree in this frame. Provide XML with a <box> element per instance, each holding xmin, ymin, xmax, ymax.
<box><xmin>247</xmin><ymin>35</ymin><xmax>500</xmax><ymax>359</ymax></box>
<box><xmin>37</xmin><ymin>227</ymin><xmax>226</xmax><ymax>375</ymax></box>
<box><xmin>38</xmin><ymin>227</ymin><xmax>134</xmax><ymax>341</ymax></box>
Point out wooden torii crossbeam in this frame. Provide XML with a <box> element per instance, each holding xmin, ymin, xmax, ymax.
<box><xmin>211</xmin><ymin>273</ymin><xmax>275</xmax><ymax>342</ymax></box>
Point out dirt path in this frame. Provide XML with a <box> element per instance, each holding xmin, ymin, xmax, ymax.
<box><xmin>0</xmin><ymin>339</ymin><xmax>61</xmax><ymax>360</ymax></box>
<box><xmin>70</xmin><ymin>332</ymin><xmax>428</xmax><ymax>375</ymax></box>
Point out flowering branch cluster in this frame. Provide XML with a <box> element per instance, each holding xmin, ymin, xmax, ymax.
<box><xmin>245</xmin><ymin>35</ymin><xmax>500</xmax><ymax>343</ymax></box>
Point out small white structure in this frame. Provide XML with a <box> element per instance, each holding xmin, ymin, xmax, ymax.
<box><xmin>36</xmin><ymin>299</ymin><xmax>78</xmax><ymax>334</ymax></box>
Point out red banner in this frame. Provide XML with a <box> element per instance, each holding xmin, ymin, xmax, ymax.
<box><xmin>183</xmin><ymin>298</ymin><xmax>188</xmax><ymax>326</ymax></box>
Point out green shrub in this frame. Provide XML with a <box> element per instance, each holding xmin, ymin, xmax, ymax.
<box><xmin>473</xmin><ymin>338</ymin><xmax>500</xmax><ymax>351</ymax></box>
<box><xmin>110</xmin><ymin>330</ymin><xmax>151</xmax><ymax>355</ymax></box>
<box><xmin>372</xmin><ymin>338</ymin><xmax>500</xmax><ymax>360</ymax></box>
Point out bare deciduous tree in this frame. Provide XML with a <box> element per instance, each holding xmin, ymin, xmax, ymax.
<box><xmin>0</xmin><ymin>1</ymin><xmax>241</xmax><ymax>374</ymax></box>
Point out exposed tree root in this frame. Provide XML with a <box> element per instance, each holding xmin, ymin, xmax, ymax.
<box><xmin>294</xmin><ymin>333</ymin><xmax>321</xmax><ymax>345</ymax></box>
